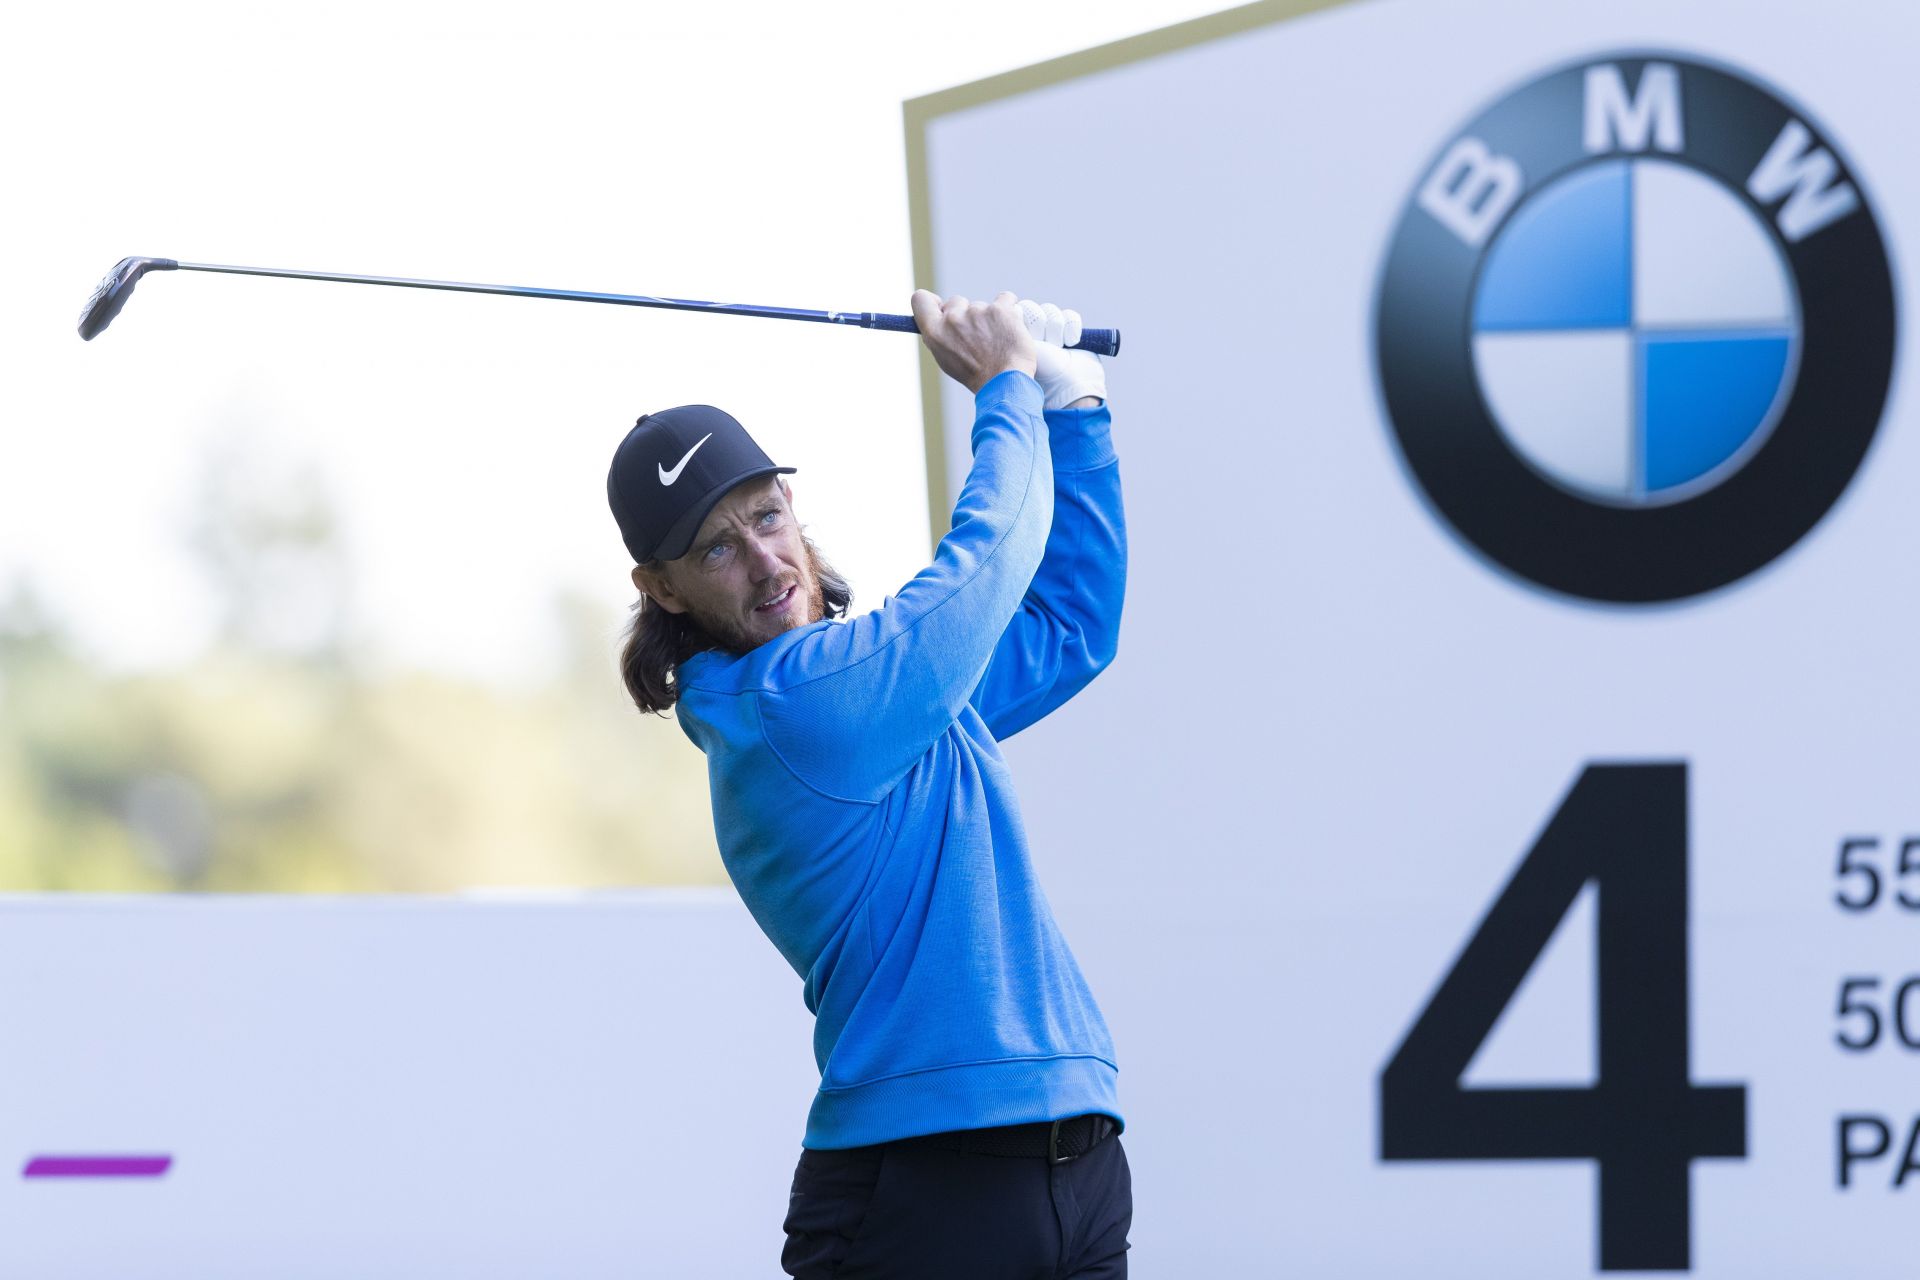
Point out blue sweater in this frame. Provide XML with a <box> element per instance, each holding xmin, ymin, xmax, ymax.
<box><xmin>674</xmin><ymin>370</ymin><xmax>1126</xmax><ymax>1149</ymax></box>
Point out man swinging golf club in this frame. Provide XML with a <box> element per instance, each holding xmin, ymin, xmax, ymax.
<box><xmin>607</xmin><ymin>290</ymin><xmax>1129</xmax><ymax>1278</ymax></box>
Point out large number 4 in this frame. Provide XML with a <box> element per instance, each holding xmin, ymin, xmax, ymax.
<box><xmin>1380</xmin><ymin>763</ymin><xmax>1748</xmax><ymax>1272</ymax></box>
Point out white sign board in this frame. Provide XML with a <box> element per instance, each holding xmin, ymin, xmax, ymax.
<box><xmin>0</xmin><ymin>893</ymin><xmax>820</xmax><ymax>1278</ymax></box>
<box><xmin>910</xmin><ymin>0</ymin><xmax>1914</xmax><ymax>1273</ymax></box>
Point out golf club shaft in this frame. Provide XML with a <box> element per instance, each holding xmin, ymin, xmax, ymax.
<box><xmin>170</xmin><ymin>261</ymin><xmax>1122</xmax><ymax>355</ymax></box>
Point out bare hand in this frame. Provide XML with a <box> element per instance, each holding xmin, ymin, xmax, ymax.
<box><xmin>909</xmin><ymin>290</ymin><xmax>1038</xmax><ymax>394</ymax></box>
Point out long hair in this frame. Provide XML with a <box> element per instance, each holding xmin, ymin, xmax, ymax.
<box><xmin>620</xmin><ymin>537</ymin><xmax>851</xmax><ymax>715</ymax></box>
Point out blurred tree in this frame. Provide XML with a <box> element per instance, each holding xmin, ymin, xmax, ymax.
<box><xmin>185</xmin><ymin>433</ymin><xmax>353</xmax><ymax>663</ymax></box>
<box><xmin>0</xmin><ymin>435</ymin><xmax>726</xmax><ymax>893</ymax></box>
<box><xmin>0</xmin><ymin>580</ymin><xmax>168</xmax><ymax>890</ymax></box>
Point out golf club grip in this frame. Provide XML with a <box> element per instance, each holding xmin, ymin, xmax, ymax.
<box><xmin>1069</xmin><ymin>328</ymin><xmax>1121</xmax><ymax>357</ymax></box>
<box><xmin>866</xmin><ymin>311</ymin><xmax>1120</xmax><ymax>357</ymax></box>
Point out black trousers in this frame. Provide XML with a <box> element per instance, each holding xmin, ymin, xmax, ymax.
<box><xmin>780</xmin><ymin>1119</ymin><xmax>1132</xmax><ymax>1278</ymax></box>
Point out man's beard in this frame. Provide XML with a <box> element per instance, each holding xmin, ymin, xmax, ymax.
<box><xmin>686</xmin><ymin>538</ymin><xmax>834</xmax><ymax>655</ymax></box>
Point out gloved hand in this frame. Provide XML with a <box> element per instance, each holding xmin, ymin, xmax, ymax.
<box><xmin>1017</xmin><ymin>299</ymin><xmax>1107</xmax><ymax>411</ymax></box>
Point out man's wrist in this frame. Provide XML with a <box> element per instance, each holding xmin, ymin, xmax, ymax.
<box><xmin>975</xmin><ymin>367</ymin><xmax>1043</xmax><ymax>407</ymax></box>
<box><xmin>969</xmin><ymin>360</ymin><xmax>1039</xmax><ymax>395</ymax></box>
<box><xmin>1043</xmin><ymin>395</ymin><xmax>1115</xmax><ymax>471</ymax></box>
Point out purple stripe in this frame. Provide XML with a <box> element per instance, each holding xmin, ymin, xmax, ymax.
<box><xmin>23</xmin><ymin>1156</ymin><xmax>172</xmax><ymax>1178</ymax></box>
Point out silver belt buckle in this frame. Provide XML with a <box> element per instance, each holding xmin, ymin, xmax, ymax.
<box><xmin>1047</xmin><ymin>1118</ymin><xmax>1070</xmax><ymax>1165</ymax></box>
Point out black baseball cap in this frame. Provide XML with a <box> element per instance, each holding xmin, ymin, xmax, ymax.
<box><xmin>607</xmin><ymin>405</ymin><xmax>796</xmax><ymax>564</ymax></box>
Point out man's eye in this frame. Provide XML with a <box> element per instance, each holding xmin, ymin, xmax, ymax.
<box><xmin>759</xmin><ymin>510</ymin><xmax>780</xmax><ymax>527</ymax></box>
<box><xmin>705</xmin><ymin>543</ymin><xmax>728</xmax><ymax>562</ymax></box>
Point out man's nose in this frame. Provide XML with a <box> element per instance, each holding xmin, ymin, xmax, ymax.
<box><xmin>743</xmin><ymin>533</ymin><xmax>784</xmax><ymax>579</ymax></box>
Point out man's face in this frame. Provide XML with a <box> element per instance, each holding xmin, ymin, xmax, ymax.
<box><xmin>632</xmin><ymin>476</ymin><xmax>825</xmax><ymax>653</ymax></box>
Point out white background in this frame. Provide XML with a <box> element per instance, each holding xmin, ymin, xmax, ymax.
<box><xmin>1</xmin><ymin>0</ymin><xmax>1234</xmax><ymax>683</ymax></box>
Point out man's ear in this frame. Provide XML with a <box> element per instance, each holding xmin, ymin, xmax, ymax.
<box><xmin>631</xmin><ymin>563</ymin><xmax>688</xmax><ymax>614</ymax></box>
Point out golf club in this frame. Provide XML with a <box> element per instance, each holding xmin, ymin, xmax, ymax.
<box><xmin>76</xmin><ymin>257</ymin><xmax>1122</xmax><ymax>355</ymax></box>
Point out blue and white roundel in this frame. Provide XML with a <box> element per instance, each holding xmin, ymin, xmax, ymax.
<box><xmin>1472</xmin><ymin>158</ymin><xmax>1800</xmax><ymax>505</ymax></box>
<box><xmin>1378</xmin><ymin>54</ymin><xmax>1894</xmax><ymax>604</ymax></box>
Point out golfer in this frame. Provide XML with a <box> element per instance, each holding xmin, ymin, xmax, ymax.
<box><xmin>607</xmin><ymin>290</ymin><xmax>1129</xmax><ymax>1278</ymax></box>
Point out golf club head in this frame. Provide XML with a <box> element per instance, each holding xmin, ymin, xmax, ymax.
<box><xmin>77</xmin><ymin>256</ymin><xmax>177</xmax><ymax>340</ymax></box>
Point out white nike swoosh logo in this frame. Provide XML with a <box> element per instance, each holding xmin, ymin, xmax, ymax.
<box><xmin>658</xmin><ymin>433</ymin><xmax>713</xmax><ymax>486</ymax></box>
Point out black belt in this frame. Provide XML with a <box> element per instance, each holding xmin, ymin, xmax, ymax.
<box><xmin>906</xmin><ymin>1113</ymin><xmax>1119</xmax><ymax>1165</ymax></box>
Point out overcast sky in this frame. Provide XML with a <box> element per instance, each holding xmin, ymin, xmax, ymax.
<box><xmin>2</xmin><ymin>0</ymin><xmax>1231</xmax><ymax>683</ymax></box>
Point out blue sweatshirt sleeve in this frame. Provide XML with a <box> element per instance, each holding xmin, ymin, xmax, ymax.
<box><xmin>751</xmin><ymin>370</ymin><xmax>1054</xmax><ymax>801</ymax></box>
<box><xmin>967</xmin><ymin>401</ymin><xmax>1125</xmax><ymax>739</ymax></box>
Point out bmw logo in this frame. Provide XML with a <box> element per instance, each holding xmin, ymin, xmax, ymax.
<box><xmin>1376</xmin><ymin>54</ymin><xmax>1895</xmax><ymax>603</ymax></box>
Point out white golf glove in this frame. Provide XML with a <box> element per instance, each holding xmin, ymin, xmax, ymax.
<box><xmin>1018</xmin><ymin>299</ymin><xmax>1106</xmax><ymax>411</ymax></box>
